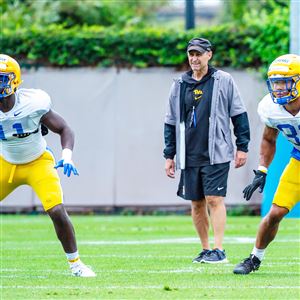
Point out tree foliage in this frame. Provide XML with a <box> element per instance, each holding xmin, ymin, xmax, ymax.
<box><xmin>222</xmin><ymin>0</ymin><xmax>289</xmax><ymax>25</ymax></box>
<box><xmin>1</xmin><ymin>0</ymin><xmax>168</xmax><ymax>30</ymax></box>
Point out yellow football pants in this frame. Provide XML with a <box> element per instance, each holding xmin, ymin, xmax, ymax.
<box><xmin>273</xmin><ymin>157</ymin><xmax>300</xmax><ymax>211</ymax></box>
<box><xmin>0</xmin><ymin>150</ymin><xmax>63</xmax><ymax>211</ymax></box>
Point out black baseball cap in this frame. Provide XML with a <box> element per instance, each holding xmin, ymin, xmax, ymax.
<box><xmin>187</xmin><ymin>38</ymin><xmax>212</xmax><ymax>53</ymax></box>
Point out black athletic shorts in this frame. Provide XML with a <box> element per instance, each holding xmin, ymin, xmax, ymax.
<box><xmin>177</xmin><ymin>162</ymin><xmax>230</xmax><ymax>200</ymax></box>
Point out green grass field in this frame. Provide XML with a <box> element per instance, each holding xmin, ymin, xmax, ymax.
<box><xmin>0</xmin><ymin>215</ymin><xmax>299</xmax><ymax>299</ymax></box>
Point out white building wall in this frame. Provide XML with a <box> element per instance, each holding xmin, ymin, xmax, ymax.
<box><xmin>1</xmin><ymin>67</ymin><xmax>267</xmax><ymax>210</ymax></box>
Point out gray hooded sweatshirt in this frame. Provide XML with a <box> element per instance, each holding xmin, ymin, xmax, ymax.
<box><xmin>164</xmin><ymin>70</ymin><xmax>247</xmax><ymax>169</ymax></box>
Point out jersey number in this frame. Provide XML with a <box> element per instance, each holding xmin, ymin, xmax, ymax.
<box><xmin>277</xmin><ymin>124</ymin><xmax>300</xmax><ymax>146</ymax></box>
<box><xmin>0</xmin><ymin>123</ymin><xmax>24</xmax><ymax>140</ymax></box>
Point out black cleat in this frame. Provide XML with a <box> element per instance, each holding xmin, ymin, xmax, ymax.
<box><xmin>192</xmin><ymin>249</ymin><xmax>210</xmax><ymax>263</ymax></box>
<box><xmin>233</xmin><ymin>254</ymin><xmax>261</xmax><ymax>275</ymax></box>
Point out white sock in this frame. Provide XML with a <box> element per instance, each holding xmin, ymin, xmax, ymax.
<box><xmin>251</xmin><ymin>246</ymin><xmax>265</xmax><ymax>261</ymax></box>
<box><xmin>66</xmin><ymin>251</ymin><xmax>80</xmax><ymax>265</ymax></box>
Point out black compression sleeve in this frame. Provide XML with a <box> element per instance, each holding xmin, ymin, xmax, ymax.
<box><xmin>231</xmin><ymin>112</ymin><xmax>250</xmax><ymax>152</ymax></box>
<box><xmin>163</xmin><ymin>123</ymin><xmax>176</xmax><ymax>159</ymax></box>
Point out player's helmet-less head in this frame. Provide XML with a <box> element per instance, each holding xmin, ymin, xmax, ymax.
<box><xmin>267</xmin><ymin>54</ymin><xmax>300</xmax><ymax>105</ymax></box>
<box><xmin>0</xmin><ymin>54</ymin><xmax>23</xmax><ymax>100</ymax></box>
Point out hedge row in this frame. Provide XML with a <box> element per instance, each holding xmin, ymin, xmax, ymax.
<box><xmin>1</xmin><ymin>12</ymin><xmax>288</xmax><ymax>70</ymax></box>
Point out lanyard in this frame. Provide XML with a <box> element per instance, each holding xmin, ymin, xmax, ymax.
<box><xmin>189</xmin><ymin>105</ymin><xmax>197</xmax><ymax>128</ymax></box>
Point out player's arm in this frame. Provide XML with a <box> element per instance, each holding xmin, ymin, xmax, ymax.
<box><xmin>243</xmin><ymin>126</ymin><xmax>278</xmax><ymax>200</ymax></box>
<box><xmin>41</xmin><ymin>109</ymin><xmax>74</xmax><ymax>149</ymax></box>
<box><xmin>259</xmin><ymin>126</ymin><xmax>279</xmax><ymax>168</ymax></box>
<box><xmin>41</xmin><ymin>109</ymin><xmax>79</xmax><ymax>177</ymax></box>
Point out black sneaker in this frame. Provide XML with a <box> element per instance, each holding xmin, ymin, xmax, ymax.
<box><xmin>201</xmin><ymin>248</ymin><xmax>228</xmax><ymax>264</ymax></box>
<box><xmin>233</xmin><ymin>254</ymin><xmax>261</xmax><ymax>275</ymax></box>
<box><xmin>192</xmin><ymin>249</ymin><xmax>211</xmax><ymax>263</ymax></box>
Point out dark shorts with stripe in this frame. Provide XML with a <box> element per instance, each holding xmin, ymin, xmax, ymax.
<box><xmin>177</xmin><ymin>162</ymin><xmax>230</xmax><ymax>200</ymax></box>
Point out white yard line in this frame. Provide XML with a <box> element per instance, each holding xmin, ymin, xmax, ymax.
<box><xmin>80</xmin><ymin>237</ymin><xmax>300</xmax><ymax>245</ymax></box>
<box><xmin>1</xmin><ymin>237</ymin><xmax>300</xmax><ymax>246</ymax></box>
<box><xmin>0</xmin><ymin>285</ymin><xmax>299</xmax><ymax>290</ymax></box>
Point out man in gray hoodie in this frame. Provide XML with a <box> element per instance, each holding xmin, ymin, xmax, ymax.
<box><xmin>163</xmin><ymin>38</ymin><xmax>250</xmax><ymax>263</ymax></box>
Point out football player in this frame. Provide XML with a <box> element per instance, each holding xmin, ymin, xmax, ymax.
<box><xmin>0</xmin><ymin>54</ymin><xmax>96</xmax><ymax>277</ymax></box>
<box><xmin>233</xmin><ymin>54</ymin><xmax>300</xmax><ymax>275</ymax></box>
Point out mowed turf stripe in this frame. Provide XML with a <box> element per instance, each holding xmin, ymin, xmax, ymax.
<box><xmin>1</xmin><ymin>265</ymin><xmax>300</xmax><ymax>274</ymax></box>
<box><xmin>2</xmin><ymin>254</ymin><xmax>300</xmax><ymax>260</ymax></box>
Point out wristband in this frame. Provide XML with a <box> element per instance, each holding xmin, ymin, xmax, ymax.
<box><xmin>258</xmin><ymin>165</ymin><xmax>268</xmax><ymax>174</ymax></box>
<box><xmin>62</xmin><ymin>148</ymin><xmax>73</xmax><ymax>162</ymax></box>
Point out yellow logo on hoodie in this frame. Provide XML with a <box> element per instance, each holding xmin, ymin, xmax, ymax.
<box><xmin>194</xmin><ymin>89</ymin><xmax>203</xmax><ymax>100</ymax></box>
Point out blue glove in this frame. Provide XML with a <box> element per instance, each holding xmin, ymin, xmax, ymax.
<box><xmin>54</xmin><ymin>159</ymin><xmax>79</xmax><ymax>177</ymax></box>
